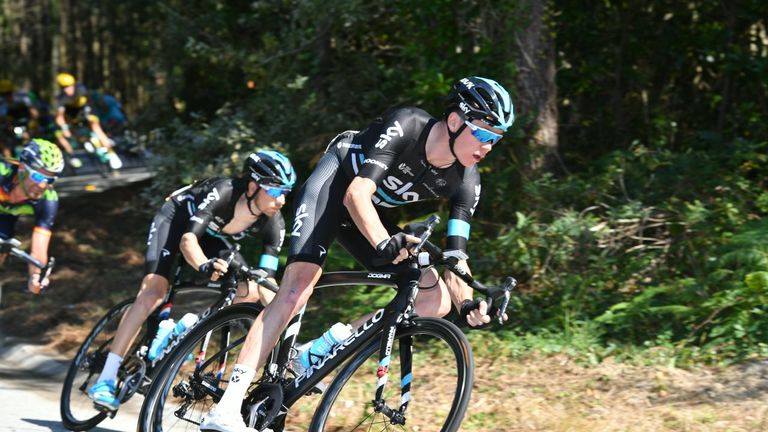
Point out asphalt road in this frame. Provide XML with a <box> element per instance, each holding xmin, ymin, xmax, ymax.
<box><xmin>0</xmin><ymin>341</ymin><xmax>142</xmax><ymax>432</ymax></box>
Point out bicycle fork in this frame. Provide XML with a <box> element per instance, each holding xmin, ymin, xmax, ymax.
<box><xmin>373</xmin><ymin>273</ymin><xmax>420</xmax><ymax>426</ymax></box>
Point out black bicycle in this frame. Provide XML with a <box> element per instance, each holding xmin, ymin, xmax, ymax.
<box><xmin>138</xmin><ymin>215</ymin><xmax>516</xmax><ymax>432</ymax></box>
<box><xmin>59</xmin><ymin>245</ymin><xmax>277</xmax><ymax>431</ymax></box>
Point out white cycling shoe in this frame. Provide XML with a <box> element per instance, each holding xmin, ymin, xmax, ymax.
<box><xmin>108</xmin><ymin>151</ymin><xmax>123</xmax><ymax>169</ymax></box>
<box><xmin>199</xmin><ymin>409</ymin><xmax>272</xmax><ymax>432</ymax></box>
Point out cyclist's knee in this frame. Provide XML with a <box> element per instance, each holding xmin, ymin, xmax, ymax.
<box><xmin>135</xmin><ymin>274</ymin><xmax>169</xmax><ymax>309</ymax></box>
<box><xmin>277</xmin><ymin>261</ymin><xmax>321</xmax><ymax>311</ymax></box>
<box><xmin>416</xmin><ymin>280</ymin><xmax>452</xmax><ymax>318</ymax></box>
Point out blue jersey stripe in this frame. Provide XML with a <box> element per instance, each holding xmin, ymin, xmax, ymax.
<box><xmin>259</xmin><ymin>254</ymin><xmax>279</xmax><ymax>271</ymax></box>
<box><xmin>374</xmin><ymin>188</ymin><xmax>409</xmax><ymax>205</ymax></box>
<box><xmin>447</xmin><ymin>219</ymin><xmax>470</xmax><ymax>239</ymax></box>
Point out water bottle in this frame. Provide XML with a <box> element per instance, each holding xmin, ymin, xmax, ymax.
<box><xmin>148</xmin><ymin>318</ymin><xmax>175</xmax><ymax>360</ymax></box>
<box><xmin>173</xmin><ymin>313</ymin><xmax>199</xmax><ymax>337</ymax></box>
<box><xmin>148</xmin><ymin>313</ymin><xmax>198</xmax><ymax>360</ymax></box>
<box><xmin>299</xmin><ymin>322</ymin><xmax>353</xmax><ymax>370</ymax></box>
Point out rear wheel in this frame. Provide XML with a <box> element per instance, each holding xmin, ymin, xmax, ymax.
<box><xmin>310</xmin><ymin>317</ymin><xmax>474</xmax><ymax>432</ymax></box>
<box><xmin>60</xmin><ymin>286</ymin><xmax>222</xmax><ymax>431</ymax></box>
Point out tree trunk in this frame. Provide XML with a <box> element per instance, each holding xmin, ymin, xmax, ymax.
<box><xmin>514</xmin><ymin>0</ymin><xmax>561</xmax><ymax>173</ymax></box>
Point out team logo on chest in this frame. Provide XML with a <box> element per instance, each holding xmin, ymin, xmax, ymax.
<box><xmin>382</xmin><ymin>176</ymin><xmax>419</xmax><ymax>202</ymax></box>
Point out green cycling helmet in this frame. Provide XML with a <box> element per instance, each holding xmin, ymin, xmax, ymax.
<box><xmin>20</xmin><ymin>139</ymin><xmax>65</xmax><ymax>175</ymax></box>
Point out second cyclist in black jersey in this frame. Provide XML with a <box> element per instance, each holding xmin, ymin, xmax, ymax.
<box><xmin>201</xmin><ymin>76</ymin><xmax>515</xmax><ymax>432</ymax></box>
<box><xmin>87</xmin><ymin>150</ymin><xmax>296</xmax><ymax>413</ymax></box>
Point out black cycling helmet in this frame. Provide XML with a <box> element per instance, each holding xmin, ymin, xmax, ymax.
<box><xmin>243</xmin><ymin>150</ymin><xmax>297</xmax><ymax>189</ymax></box>
<box><xmin>446</xmin><ymin>76</ymin><xmax>515</xmax><ymax>131</ymax></box>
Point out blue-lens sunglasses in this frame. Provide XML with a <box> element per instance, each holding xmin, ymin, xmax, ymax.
<box><xmin>260</xmin><ymin>184</ymin><xmax>291</xmax><ymax>198</ymax></box>
<box><xmin>26</xmin><ymin>166</ymin><xmax>57</xmax><ymax>185</ymax></box>
<box><xmin>464</xmin><ymin>120</ymin><xmax>503</xmax><ymax>146</ymax></box>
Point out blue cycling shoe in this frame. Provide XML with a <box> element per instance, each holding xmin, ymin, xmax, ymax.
<box><xmin>87</xmin><ymin>379</ymin><xmax>120</xmax><ymax>411</ymax></box>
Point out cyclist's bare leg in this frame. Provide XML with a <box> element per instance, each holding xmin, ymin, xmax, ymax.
<box><xmin>348</xmin><ymin>267</ymin><xmax>452</xmax><ymax>329</ymax></box>
<box><xmin>236</xmin><ymin>261</ymin><xmax>321</xmax><ymax>370</ymax></box>
<box><xmin>55</xmin><ymin>134</ymin><xmax>75</xmax><ymax>154</ymax></box>
<box><xmin>110</xmin><ymin>273</ymin><xmax>170</xmax><ymax>357</ymax></box>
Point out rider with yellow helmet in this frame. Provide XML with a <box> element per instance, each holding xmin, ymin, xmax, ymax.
<box><xmin>54</xmin><ymin>73</ymin><xmax>122</xmax><ymax>170</ymax></box>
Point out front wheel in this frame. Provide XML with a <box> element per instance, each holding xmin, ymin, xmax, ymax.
<box><xmin>138</xmin><ymin>302</ymin><xmax>262</xmax><ymax>432</ymax></box>
<box><xmin>310</xmin><ymin>317</ymin><xmax>474</xmax><ymax>432</ymax></box>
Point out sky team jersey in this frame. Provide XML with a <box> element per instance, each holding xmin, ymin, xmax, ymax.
<box><xmin>334</xmin><ymin>107</ymin><xmax>481</xmax><ymax>254</ymax></box>
<box><xmin>0</xmin><ymin>159</ymin><xmax>59</xmax><ymax>231</ymax></box>
<box><xmin>167</xmin><ymin>177</ymin><xmax>286</xmax><ymax>272</ymax></box>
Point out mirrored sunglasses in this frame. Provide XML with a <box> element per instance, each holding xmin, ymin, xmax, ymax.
<box><xmin>26</xmin><ymin>166</ymin><xmax>57</xmax><ymax>185</ymax></box>
<box><xmin>464</xmin><ymin>120</ymin><xmax>503</xmax><ymax>146</ymax></box>
<box><xmin>261</xmin><ymin>185</ymin><xmax>291</xmax><ymax>198</ymax></box>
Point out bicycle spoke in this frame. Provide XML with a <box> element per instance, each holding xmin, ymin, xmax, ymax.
<box><xmin>312</xmin><ymin>318</ymin><xmax>472</xmax><ymax>432</ymax></box>
<box><xmin>149</xmin><ymin>314</ymin><xmax>255</xmax><ymax>431</ymax></box>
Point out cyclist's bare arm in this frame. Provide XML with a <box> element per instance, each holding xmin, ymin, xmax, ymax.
<box><xmin>343</xmin><ymin>177</ymin><xmax>392</xmax><ymax>247</ymax></box>
<box><xmin>28</xmin><ymin>227</ymin><xmax>52</xmax><ymax>294</ymax></box>
<box><xmin>441</xmin><ymin>260</ymin><xmax>491</xmax><ymax>327</ymax></box>
<box><xmin>179</xmin><ymin>232</ymin><xmax>228</xmax><ymax>279</ymax></box>
<box><xmin>55</xmin><ymin>108</ymin><xmax>69</xmax><ymax>137</ymax></box>
<box><xmin>343</xmin><ymin>177</ymin><xmax>419</xmax><ymax>263</ymax></box>
<box><xmin>88</xmin><ymin>115</ymin><xmax>113</xmax><ymax>149</ymax></box>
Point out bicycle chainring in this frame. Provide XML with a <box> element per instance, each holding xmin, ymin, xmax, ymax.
<box><xmin>242</xmin><ymin>382</ymin><xmax>284</xmax><ymax>431</ymax></box>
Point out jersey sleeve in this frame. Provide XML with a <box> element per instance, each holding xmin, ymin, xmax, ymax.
<box><xmin>446</xmin><ymin>167</ymin><xmax>481</xmax><ymax>256</ymax></box>
<box><xmin>33</xmin><ymin>190</ymin><xmax>59</xmax><ymax>234</ymax></box>
<box><xmin>256</xmin><ymin>211</ymin><xmax>286</xmax><ymax>278</ymax></box>
<box><xmin>186</xmin><ymin>179</ymin><xmax>234</xmax><ymax>238</ymax></box>
<box><xmin>356</xmin><ymin>108</ymin><xmax>423</xmax><ymax>186</ymax></box>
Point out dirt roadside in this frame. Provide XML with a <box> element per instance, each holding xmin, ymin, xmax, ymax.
<box><xmin>2</xmin><ymin>182</ymin><xmax>768</xmax><ymax>431</ymax></box>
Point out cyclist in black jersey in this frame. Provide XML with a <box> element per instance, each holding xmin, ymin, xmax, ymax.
<box><xmin>200</xmin><ymin>76</ymin><xmax>515</xmax><ymax>432</ymax></box>
<box><xmin>87</xmin><ymin>150</ymin><xmax>297</xmax><ymax>413</ymax></box>
<box><xmin>0</xmin><ymin>139</ymin><xmax>64</xmax><ymax>294</ymax></box>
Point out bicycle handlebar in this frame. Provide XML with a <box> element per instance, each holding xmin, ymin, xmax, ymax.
<box><xmin>0</xmin><ymin>237</ymin><xmax>56</xmax><ymax>294</ymax></box>
<box><xmin>218</xmin><ymin>243</ymin><xmax>281</xmax><ymax>294</ymax></box>
<box><xmin>406</xmin><ymin>215</ymin><xmax>517</xmax><ymax>325</ymax></box>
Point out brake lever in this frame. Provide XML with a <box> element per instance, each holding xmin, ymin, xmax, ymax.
<box><xmin>224</xmin><ymin>244</ymin><xmax>240</xmax><ymax>266</ymax></box>
<box><xmin>240</xmin><ymin>266</ymin><xmax>279</xmax><ymax>293</ymax></box>
<box><xmin>38</xmin><ymin>257</ymin><xmax>56</xmax><ymax>295</ymax></box>
<box><xmin>487</xmin><ymin>276</ymin><xmax>517</xmax><ymax>325</ymax></box>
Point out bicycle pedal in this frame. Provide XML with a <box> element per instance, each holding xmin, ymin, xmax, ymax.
<box><xmin>93</xmin><ymin>402</ymin><xmax>118</xmax><ymax>418</ymax></box>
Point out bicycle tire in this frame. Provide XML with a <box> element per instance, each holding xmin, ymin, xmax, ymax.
<box><xmin>310</xmin><ymin>317</ymin><xmax>474</xmax><ymax>432</ymax></box>
<box><xmin>138</xmin><ymin>302</ymin><xmax>263</xmax><ymax>432</ymax></box>
<box><xmin>60</xmin><ymin>285</ymin><xmax>223</xmax><ymax>431</ymax></box>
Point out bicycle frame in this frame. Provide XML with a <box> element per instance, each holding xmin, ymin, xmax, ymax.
<box><xmin>253</xmin><ymin>253</ymin><xmax>489</xmax><ymax>419</ymax></box>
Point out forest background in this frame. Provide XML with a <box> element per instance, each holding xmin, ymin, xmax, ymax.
<box><xmin>1</xmin><ymin>0</ymin><xmax>768</xmax><ymax>371</ymax></box>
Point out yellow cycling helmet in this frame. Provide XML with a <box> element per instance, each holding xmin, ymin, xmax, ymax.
<box><xmin>57</xmin><ymin>73</ymin><xmax>76</xmax><ymax>87</ymax></box>
<box><xmin>0</xmin><ymin>79</ymin><xmax>14</xmax><ymax>93</ymax></box>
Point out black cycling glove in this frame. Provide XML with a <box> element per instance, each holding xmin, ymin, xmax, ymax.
<box><xmin>376</xmin><ymin>232</ymin><xmax>411</xmax><ymax>262</ymax></box>
<box><xmin>198</xmin><ymin>258</ymin><xmax>219</xmax><ymax>277</ymax></box>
